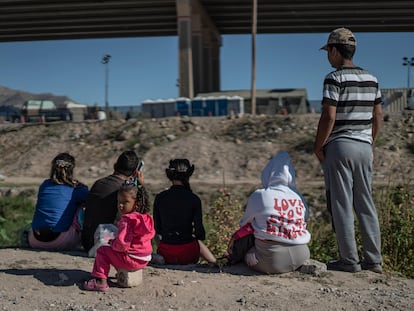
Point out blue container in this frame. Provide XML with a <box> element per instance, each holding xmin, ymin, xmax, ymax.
<box><xmin>204</xmin><ymin>97</ymin><xmax>217</xmax><ymax>116</ymax></box>
<box><xmin>175</xmin><ymin>97</ymin><xmax>191</xmax><ymax>116</ymax></box>
<box><xmin>191</xmin><ymin>97</ymin><xmax>205</xmax><ymax>116</ymax></box>
<box><xmin>217</xmin><ymin>96</ymin><xmax>229</xmax><ymax>116</ymax></box>
<box><xmin>141</xmin><ymin>99</ymin><xmax>176</xmax><ymax>118</ymax></box>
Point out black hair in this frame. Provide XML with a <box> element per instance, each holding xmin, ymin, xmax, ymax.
<box><xmin>165</xmin><ymin>158</ymin><xmax>194</xmax><ymax>191</ymax></box>
<box><xmin>119</xmin><ymin>182</ymin><xmax>151</xmax><ymax>214</ymax></box>
<box><xmin>50</xmin><ymin>152</ymin><xmax>78</xmax><ymax>187</ymax></box>
<box><xmin>328</xmin><ymin>44</ymin><xmax>355</xmax><ymax>59</ymax></box>
<box><xmin>114</xmin><ymin>150</ymin><xmax>139</xmax><ymax>176</ymax></box>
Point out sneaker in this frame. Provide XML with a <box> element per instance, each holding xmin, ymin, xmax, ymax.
<box><xmin>361</xmin><ymin>263</ymin><xmax>383</xmax><ymax>274</ymax></box>
<box><xmin>327</xmin><ymin>260</ymin><xmax>361</xmax><ymax>273</ymax></box>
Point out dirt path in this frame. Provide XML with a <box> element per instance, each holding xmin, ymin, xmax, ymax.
<box><xmin>0</xmin><ymin>248</ymin><xmax>413</xmax><ymax>311</ymax></box>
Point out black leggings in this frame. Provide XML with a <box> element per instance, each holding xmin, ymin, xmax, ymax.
<box><xmin>33</xmin><ymin>228</ymin><xmax>61</xmax><ymax>242</ymax></box>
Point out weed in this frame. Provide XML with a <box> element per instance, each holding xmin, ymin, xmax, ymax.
<box><xmin>376</xmin><ymin>183</ymin><xmax>414</xmax><ymax>278</ymax></box>
<box><xmin>0</xmin><ymin>194</ymin><xmax>35</xmax><ymax>246</ymax></box>
<box><xmin>204</xmin><ymin>189</ymin><xmax>245</xmax><ymax>257</ymax></box>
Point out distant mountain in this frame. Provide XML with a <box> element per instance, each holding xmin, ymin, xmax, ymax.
<box><xmin>0</xmin><ymin>85</ymin><xmax>77</xmax><ymax>108</ymax></box>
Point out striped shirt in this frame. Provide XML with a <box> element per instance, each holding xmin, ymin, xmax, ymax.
<box><xmin>323</xmin><ymin>66</ymin><xmax>382</xmax><ymax>144</ymax></box>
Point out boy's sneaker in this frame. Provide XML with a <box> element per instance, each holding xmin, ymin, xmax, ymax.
<box><xmin>327</xmin><ymin>260</ymin><xmax>361</xmax><ymax>273</ymax></box>
<box><xmin>361</xmin><ymin>262</ymin><xmax>383</xmax><ymax>274</ymax></box>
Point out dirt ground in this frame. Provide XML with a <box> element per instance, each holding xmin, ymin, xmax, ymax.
<box><xmin>0</xmin><ymin>112</ymin><xmax>413</xmax><ymax>310</ymax></box>
<box><xmin>0</xmin><ymin>248</ymin><xmax>413</xmax><ymax>311</ymax></box>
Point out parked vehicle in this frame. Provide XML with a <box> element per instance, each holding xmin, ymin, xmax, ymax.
<box><xmin>21</xmin><ymin>100</ymin><xmax>71</xmax><ymax>122</ymax></box>
<box><xmin>0</xmin><ymin>105</ymin><xmax>21</xmax><ymax>123</ymax></box>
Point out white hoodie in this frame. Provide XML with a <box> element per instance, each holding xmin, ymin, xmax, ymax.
<box><xmin>240</xmin><ymin>151</ymin><xmax>311</xmax><ymax>245</ymax></box>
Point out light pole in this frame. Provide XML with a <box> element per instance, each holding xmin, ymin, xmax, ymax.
<box><xmin>402</xmin><ymin>57</ymin><xmax>414</xmax><ymax>89</ymax></box>
<box><xmin>250</xmin><ymin>0</ymin><xmax>257</xmax><ymax>115</ymax></box>
<box><xmin>101</xmin><ymin>54</ymin><xmax>111</xmax><ymax>118</ymax></box>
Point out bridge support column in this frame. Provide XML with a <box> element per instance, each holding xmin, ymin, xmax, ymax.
<box><xmin>176</xmin><ymin>0</ymin><xmax>221</xmax><ymax>99</ymax></box>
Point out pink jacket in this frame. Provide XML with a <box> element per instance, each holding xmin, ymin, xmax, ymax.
<box><xmin>232</xmin><ymin>223</ymin><xmax>254</xmax><ymax>240</ymax></box>
<box><xmin>111</xmin><ymin>212</ymin><xmax>155</xmax><ymax>257</ymax></box>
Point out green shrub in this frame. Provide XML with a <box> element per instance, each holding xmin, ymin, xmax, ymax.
<box><xmin>376</xmin><ymin>184</ymin><xmax>414</xmax><ymax>278</ymax></box>
<box><xmin>0</xmin><ymin>194</ymin><xmax>35</xmax><ymax>247</ymax></box>
<box><xmin>204</xmin><ymin>189</ymin><xmax>245</xmax><ymax>257</ymax></box>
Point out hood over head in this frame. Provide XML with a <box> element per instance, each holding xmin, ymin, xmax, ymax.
<box><xmin>260</xmin><ymin>151</ymin><xmax>296</xmax><ymax>188</ymax></box>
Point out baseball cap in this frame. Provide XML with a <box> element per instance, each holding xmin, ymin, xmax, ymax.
<box><xmin>320</xmin><ymin>27</ymin><xmax>356</xmax><ymax>50</ymax></box>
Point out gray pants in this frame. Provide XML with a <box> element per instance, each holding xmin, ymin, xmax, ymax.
<box><xmin>247</xmin><ymin>239</ymin><xmax>310</xmax><ymax>274</ymax></box>
<box><xmin>323</xmin><ymin>139</ymin><xmax>382</xmax><ymax>265</ymax></box>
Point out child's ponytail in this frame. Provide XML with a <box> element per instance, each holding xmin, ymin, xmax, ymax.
<box><xmin>135</xmin><ymin>185</ymin><xmax>150</xmax><ymax>214</ymax></box>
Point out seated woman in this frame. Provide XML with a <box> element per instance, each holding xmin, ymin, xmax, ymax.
<box><xmin>28</xmin><ymin>152</ymin><xmax>88</xmax><ymax>250</ymax></box>
<box><xmin>153</xmin><ymin>159</ymin><xmax>216</xmax><ymax>265</ymax></box>
<box><xmin>234</xmin><ymin>151</ymin><xmax>311</xmax><ymax>274</ymax></box>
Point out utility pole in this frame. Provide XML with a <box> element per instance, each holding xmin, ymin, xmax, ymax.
<box><xmin>402</xmin><ymin>57</ymin><xmax>414</xmax><ymax>89</ymax></box>
<box><xmin>101</xmin><ymin>54</ymin><xmax>111</xmax><ymax>118</ymax></box>
<box><xmin>250</xmin><ymin>0</ymin><xmax>257</xmax><ymax>115</ymax></box>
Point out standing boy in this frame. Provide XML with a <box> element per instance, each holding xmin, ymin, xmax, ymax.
<box><xmin>314</xmin><ymin>27</ymin><xmax>383</xmax><ymax>273</ymax></box>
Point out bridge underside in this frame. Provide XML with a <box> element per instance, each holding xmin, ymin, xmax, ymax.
<box><xmin>1</xmin><ymin>0</ymin><xmax>413</xmax><ymax>98</ymax></box>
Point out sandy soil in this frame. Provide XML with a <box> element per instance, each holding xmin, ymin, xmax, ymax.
<box><xmin>0</xmin><ymin>248</ymin><xmax>413</xmax><ymax>311</ymax></box>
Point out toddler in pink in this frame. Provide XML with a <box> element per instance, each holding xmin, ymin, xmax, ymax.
<box><xmin>84</xmin><ymin>178</ymin><xmax>155</xmax><ymax>291</ymax></box>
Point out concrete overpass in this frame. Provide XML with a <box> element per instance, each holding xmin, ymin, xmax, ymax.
<box><xmin>1</xmin><ymin>0</ymin><xmax>414</xmax><ymax>98</ymax></box>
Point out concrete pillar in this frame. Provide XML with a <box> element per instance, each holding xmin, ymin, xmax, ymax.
<box><xmin>192</xmin><ymin>12</ymin><xmax>203</xmax><ymax>95</ymax></box>
<box><xmin>176</xmin><ymin>0</ymin><xmax>194</xmax><ymax>99</ymax></box>
<box><xmin>176</xmin><ymin>0</ymin><xmax>221</xmax><ymax>98</ymax></box>
<box><xmin>201</xmin><ymin>29</ymin><xmax>221</xmax><ymax>93</ymax></box>
<box><xmin>210</xmin><ymin>37</ymin><xmax>221</xmax><ymax>91</ymax></box>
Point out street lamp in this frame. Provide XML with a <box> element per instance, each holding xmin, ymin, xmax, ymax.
<box><xmin>101</xmin><ymin>54</ymin><xmax>111</xmax><ymax>118</ymax></box>
<box><xmin>402</xmin><ymin>57</ymin><xmax>414</xmax><ymax>89</ymax></box>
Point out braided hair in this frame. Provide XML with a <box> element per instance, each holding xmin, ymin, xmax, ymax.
<box><xmin>165</xmin><ymin>159</ymin><xmax>194</xmax><ymax>191</ymax></box>
<box><xmin>120</xmin><ymin>177</ymin><xmax>151</xmax><ymax>214</ymax></box>
<box><xmin>50</xmin><ymin>153</ymin><xmax>78</xmax><ymax>187</ymax></box>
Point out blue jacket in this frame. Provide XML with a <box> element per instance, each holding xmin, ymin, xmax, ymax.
<box><xmin>31</xmin><ymin>179</ymin><xmax>88</xmax><ymax>232</ymax></box>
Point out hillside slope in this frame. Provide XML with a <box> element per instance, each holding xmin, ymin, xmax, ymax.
<box><xmin>1</xmin><ymin>113</ymin><xmax>413</xmax><ymax>192</ymax></box>
<box><xmin>0</xmin><ymin>113</ymin><xmax>413</xmax><ymax>188</ymax></box>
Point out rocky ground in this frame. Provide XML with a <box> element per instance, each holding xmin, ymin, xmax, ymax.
<box><xmin>0</xmin><ymin>112</ymin><xmax>413</xmax><ymax>310</ymax></box>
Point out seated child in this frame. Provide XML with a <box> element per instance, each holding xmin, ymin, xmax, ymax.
<box><xmin>28</xmin><ymin>152</ymin><xmax>88</xmax><ymax>250</ymax></box>
<box><xmin>225</xmin><ymin>223</ymin><xmax>255</xmax><ymax>265</ymax></box>
<box><xmin>84</xmin><ymin>178</ymin><xmax>155</xmax><ymax>291</ymax></box>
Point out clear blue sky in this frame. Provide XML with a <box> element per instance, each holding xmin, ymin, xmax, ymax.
<box><xmin>1</xmin><ymin>32</ymin><xmax>414</xmax><ymax>107</ymax></box>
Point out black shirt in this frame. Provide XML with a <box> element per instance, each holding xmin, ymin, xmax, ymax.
<box><xmin>153</xmin><ymin>185</ymin><xmax>206</xmax><ymax>244</ymax></box>
<box><xmin>81</xmin><ymin>174</ymin><xmax>123</xmax><ymax>251</ymax></box>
